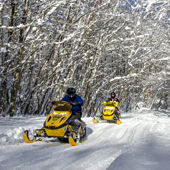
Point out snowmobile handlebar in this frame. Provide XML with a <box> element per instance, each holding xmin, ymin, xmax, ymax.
<box><xmin>70</xmin><ymin>102</ymin><xmax>82</xmax><ymax>106</ymax></box>
<box><xmin>52</xmin><ymin>101</ymin><xmax>82</xmax><ymax>106</ymax></box>
<box><xmin>103</xmin><ymin>101</ymin><xmax>119</xmax><ymax>106</ymax></box>
<box><xmin>52</xmin><ymin>101</ymin><xmax>56</xmax><ymax>105</ymax></box>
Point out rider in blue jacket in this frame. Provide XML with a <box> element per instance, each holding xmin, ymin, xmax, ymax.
<box><xmin>61</xmin><ymin>87</ymin><xmax>83</xmax><ymax>120</ymax></box>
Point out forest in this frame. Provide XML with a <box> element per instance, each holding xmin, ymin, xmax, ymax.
<box><xmin>0</xmin><ymin>0</ymin><xmax>170</xmax><ymax>117</ymax></box>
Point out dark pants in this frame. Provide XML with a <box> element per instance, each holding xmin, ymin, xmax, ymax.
<box><xmin>69</xmin><ymin>112</ymin><xmax>82</xmax><ymax>132</ymax></box>
<box><xmin>114</xmin><ymin>107</ymin><xmax>120</xmax><ymax>119</ymax></box>
<box><xmin>72</xmin><ymin>111</ymin><xmax>82</xmax><ymax>121</ymax></box>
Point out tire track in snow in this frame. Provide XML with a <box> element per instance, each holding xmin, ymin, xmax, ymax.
<box><xmin>0</xmin><ymin>112</ymin><xmax>170</xmax><ymax>170</ymax></box>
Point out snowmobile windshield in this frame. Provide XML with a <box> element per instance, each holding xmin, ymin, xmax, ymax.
<box><xmin>53</xmin><ymin>101</ymin><xmax>72</xmax><ymax>111</ymax></box>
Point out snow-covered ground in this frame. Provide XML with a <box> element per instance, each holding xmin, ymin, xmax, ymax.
<box><xmin>0</xmin><ymin>109</ymin><xmax>170</xmax><ymax>170</ymax></box>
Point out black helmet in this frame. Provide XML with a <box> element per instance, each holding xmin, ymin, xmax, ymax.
<box><xmin>111</xmin><ymin>92</ymin><xmax>116</xmax><ymax>99</ymax></box>
<box><xmin>67</xmin><ymin>87</ymin><xmax>76</xmax><ymax>101</ymax></box>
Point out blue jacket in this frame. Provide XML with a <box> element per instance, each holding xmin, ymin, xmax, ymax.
<box><xmin>61</xmin><ymin>95</ymin><xmax>83</xmax><ymax>115</ymax></box>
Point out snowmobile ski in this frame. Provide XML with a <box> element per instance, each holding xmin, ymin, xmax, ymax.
<box><xmin>23</xmin><ymin>130</ymin><xmax>37</xmax><ymax>143</ymax></box>
<box><xmin>68</xmin><ymin>135</ymin><xmax>77</xmax><ymax>146</ymax></box>
<box><xmin>116</xmin><ymin>119</ymin><xmax>122</xmax><ymax>125</ymax></box>
<box><xmin>93</xmin><ymin>117</ymin><xmax>99</xmax><ymax>124</ymax></box>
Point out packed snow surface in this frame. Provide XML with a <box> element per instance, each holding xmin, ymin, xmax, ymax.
<box><xmin>0</xmin><ymin>109</ymin><xmax>170</xmax><ymax>170</ymax></box>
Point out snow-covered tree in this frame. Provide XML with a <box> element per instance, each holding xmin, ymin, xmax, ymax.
<box><xmin>0</xmin><ymin>0</ymin><xmax>170</xmax><ymax>117</ymax></box>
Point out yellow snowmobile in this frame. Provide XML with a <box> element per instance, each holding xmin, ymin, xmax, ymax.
<box><xmin>23</xmin><ymin>101</ymin><xmax>86</xmax><ymax>146</ymax></box>
<box><xmin>93</xmin><ymin>100</ymin><xmax>121</xmax><ymax>125</ymax></box>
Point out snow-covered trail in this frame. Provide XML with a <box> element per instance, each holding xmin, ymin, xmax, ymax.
<box><xmin>0</xmin><ymin>109</ymin><xmax>170</xmax><ymax>170</ymax></box>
